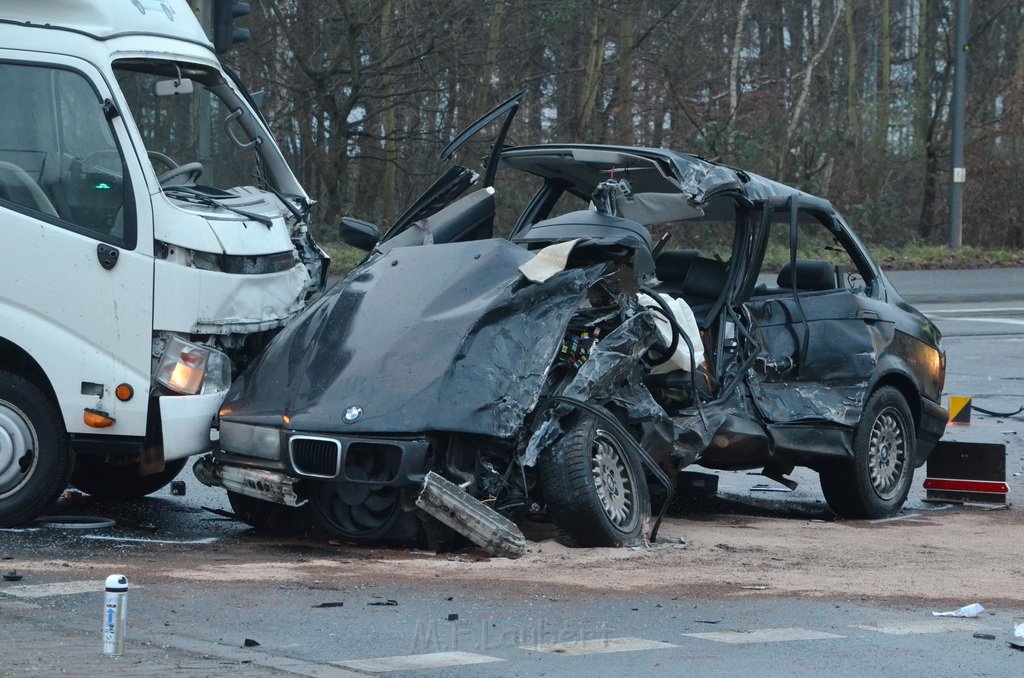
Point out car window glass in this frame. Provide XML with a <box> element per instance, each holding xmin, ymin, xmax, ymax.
<box><xmin>652</xmin><ymin>220</ymin><xmax>734</xmax><ymax>264</ymax></box>
<box><xmin>0</xmin><ymin>62</ymin><xmax>131</xmax><ymax>245</ymax></box>
<box><xmin>760</xmin><ymin>209</ymin><xmax>868</xmax><ymax>293</ymax></box>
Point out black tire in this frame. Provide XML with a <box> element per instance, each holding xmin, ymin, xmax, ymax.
<box><xmin>819</xmin><ymin>386</ymin><xmax>916</xmax><ymax>519</ymax></box>
<box><xmin>71</xmin><ymin>458</ymin><xmax>186</xmax><ymax>499</ymax></box>
<box><xmin>0</xmin><ymin>371</ymin><xmax>73</xmax><ymax>527</ymax></box>
<box><xmin>227</xmin><ymin>490</ymin><xmax>311</xmax><ymax>534</ymax></box>
<box><xmin>539</xmin><ymin>411</ymin><xmax>649</xmax><ymax>547</ymax></box>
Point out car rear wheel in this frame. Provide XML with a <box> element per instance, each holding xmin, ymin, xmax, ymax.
<box><xmin>0</xmin><ymin>372</ymin><xmax>73</xmax><ymax>527</ymax></box>
<box><xmin>819</xmin><ymin>386</ymin><xmax>915</xmax><ymax>519</ymax></box>
<box><xmin>539</xmin><ymin>410</ymin><xmax>649</xmax><ymax>547</ymax></box>
<box><xmin>71</xmin><ymin>458</ymin><xmax>187</xmax><ymax>499</ymax></box>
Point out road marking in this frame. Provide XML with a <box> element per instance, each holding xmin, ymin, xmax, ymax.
<box><xmin>81</xmin><ymin>535</ymin><xmax>219</xmax><ymax>545</ymax></box>
<box><xmin>0</xmin><ymin>580</ymin><xmax>109</xmax><ymax>599</ymax></box>
<box><xmin>926</xmin><ymin>306</ymin><xmax>1024</xmax><ymax>315</ymax></box>
<box><xmin>854</xmin><ymin>620</ymin><xmax>997</xmax><ymax>635</ymax></box>
<box><xmin>684</xmin><ymin>627</ymin><xmax>844</xmax><ymax>644</ymax></box>
<box><xmin>868</xmin><ymin>513</ymin><xmax>930</xmax><ymax>524</ymax></box>
<box><xmin>333</xmin><ymin>651</ymin><xmax>503</xmax><ymax>672</ymax></box>
<box><xmin>159</xmin><ymin>633</ymin><xmax>364</xmax><ymax>677</ymax></box>
<box><xmin>931</xmin><ymin>316</ymin><xmax>1024</xmax><ymax>326</ymax></box>
<box><xmin>527</xmin><ymin>637</ymin><xmax>678</xmax><ymax>655</ymax></box>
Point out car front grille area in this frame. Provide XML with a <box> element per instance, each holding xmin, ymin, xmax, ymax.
<box><xmin>290</xmin><ymin>437</ymin><xmax>341</xmax><ymax>478</ymax></box>
<box><xmin>289</xmin><ymin>436</ymin><xmax>406</xmax><ymax>483</ymax></box>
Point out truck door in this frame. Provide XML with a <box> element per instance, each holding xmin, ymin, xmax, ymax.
<box><xmin>0</xmin><ymin>55</ymin><xmax>154</xmax><ymax>439</ymax></box>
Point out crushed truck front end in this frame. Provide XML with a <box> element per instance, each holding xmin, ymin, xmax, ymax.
<box><xmin>0</xmin><ymin>0</ymin><xmax>327</xmax><ymax>522</ymax></box>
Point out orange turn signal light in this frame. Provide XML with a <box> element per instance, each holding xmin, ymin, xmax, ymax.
<box><xmin>83</xmin><ymin>408</ymin><xmax>116</xmax><ymax>429</ymax></box>
<box><xmin>115</xmin><ymin>383</ymin><xmax>134</xmax><ymax>402</ymax></box>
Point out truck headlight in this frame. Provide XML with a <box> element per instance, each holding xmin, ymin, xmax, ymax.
<box><xmin>219</xmin><ymin>421</ymin><xmax>282</xmax><ymax>459</ymax></box>
<box><xmin>155</xmin><ymin>336</ymin><xmax>230</xmax><ymax>395</ymax></box>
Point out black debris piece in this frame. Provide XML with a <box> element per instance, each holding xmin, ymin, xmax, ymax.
<box><xmin>243</xmin><ymin>638</ymin><xmax>260</xmax><ymax>647</ymax></box>
<box><xmin>447</xmin><ymin>613</ymin><xmax>459</xmax><ymax>621</ymax></box>
<box><xmin>368</xmin><ymin>599</ymin><xmax>398</xmax><ymax>606</ymax></box>
<box><xmin>313</xmin><ymin>602</ymin><xmax>345</xmax><ymax>608</ymax></box>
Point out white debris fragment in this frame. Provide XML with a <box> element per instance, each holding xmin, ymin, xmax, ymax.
<box><xmin>1015</xmin><ymin>622</ymin><xmax>1024</xmax><ymax>639</ymax></box>
<box><xmin>932</xmin><ymin>603</ymin><xmax>985</xmax><ymax>618</ymax></box>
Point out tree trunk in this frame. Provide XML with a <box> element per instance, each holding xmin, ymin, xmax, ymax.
<box><xmin>874</xmin><ymin>0</ymin><xmax>891</xmax><ymax>170</ymax></box>
<box><xmin>726</xmin><ymin>0</ymin><xmax>751</xmax><ymax>151</ymax></box>
<box><xmin>478</xmin><ymin>0</ymin><xmax>506</xmax><ymax>114</ymax></box>
<box><xmin>577</xmin><ymin>11</ymin><xmax>605</xmax><ymax>142</ymax></box>
<box><xmin>776</xmin><ymin>1</ymin><xmax>844</xmax><ymax>178</ymax></box>
<box><xmin>613</xmin><ymin>0</ymin><xmax>637</xmax><ymax>145</ymax></box>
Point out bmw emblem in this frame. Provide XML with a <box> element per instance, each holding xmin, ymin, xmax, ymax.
<box><xmin>343</xmin><ymin>405</ymin><xmax>363</xmax><ymax>424</ymax></box>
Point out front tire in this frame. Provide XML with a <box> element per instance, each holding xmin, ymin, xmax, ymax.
<box><xmin>539</xmin><ymin>411</ymin><xmax>649</xmax><ymax>547</ymax></box>
<box><xmin>228</xmin><ymin>490</ymin><xmax>310</xmax><ymax>534</ymax></box>
<box><xmin>0</xmin><ymin>372</ymin><xmax>73</xmax><ymax>527</ymax></box>
<box><xmin>820</xmin><ymin>386</ymin><xmax>916</xmax><ymax>519</ymax></box>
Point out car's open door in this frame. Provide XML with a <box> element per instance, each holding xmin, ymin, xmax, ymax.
<box><xmin>380</xmin><ymin>90</ymin><xmax>525</xmax><ymax>246</ymax></box>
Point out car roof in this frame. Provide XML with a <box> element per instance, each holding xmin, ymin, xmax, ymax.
<box><xmin>499</xmin><ymin>143</ymin><xmax>827</xmax><ymax>209</ymax></box>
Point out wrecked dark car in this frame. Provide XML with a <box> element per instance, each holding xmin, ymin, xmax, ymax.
<box><xmin>195</xmin><ymin>93</ymin><xmax>947</xmax><ymax>555</ymax></box>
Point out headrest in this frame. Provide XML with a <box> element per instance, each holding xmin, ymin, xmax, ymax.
<box><xmin>682</xmin><ymin>257</ymin><xmax>728</xmax><ymax>299</ymax></box>
<box><xmin>655</xmin><ymin>249</ymin><xmax>703</xmax><ymax>282</ymax></box>
<box><xmin>777</xmin><ymin>260</ymin><xmax>836</xmax><ymax>291</ymax></box>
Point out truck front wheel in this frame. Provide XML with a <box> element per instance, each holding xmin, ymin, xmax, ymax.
<box><xmin>0</xmin><ymin>371</ymin><xmax>73</xmax><ymax>527</ymax></box>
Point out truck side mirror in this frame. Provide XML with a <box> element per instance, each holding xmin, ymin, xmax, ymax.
<box><xmin>339</xmin><ymin>217</ymin><xmax>379</xmax><ymax>251</ymax></box>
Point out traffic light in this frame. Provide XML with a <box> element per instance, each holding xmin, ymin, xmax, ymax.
<box><xmin>213</xmin><ymin>0</ymin><xmax>251</xmax><ymax>54</ymax></box>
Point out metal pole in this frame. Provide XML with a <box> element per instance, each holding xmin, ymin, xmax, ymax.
<box><xmin>947</xmin><ymin>0</ymin><xmax>968</xmax><ymax>249</ymax></box>
<box><xmin>189</xmin><ymin>0</ymin><xmax>212</xmax><ymax>33</ymax></box>
<box><xmin>190</xmin><ymin>0</ymin><xmax>214</xmax><ymax>183</ymax></box>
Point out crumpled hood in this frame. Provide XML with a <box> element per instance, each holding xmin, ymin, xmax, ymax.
<box><xmin>221</xmin><ymin>238</ymin><xmax>599</xmax><ymax>437</ymax></box>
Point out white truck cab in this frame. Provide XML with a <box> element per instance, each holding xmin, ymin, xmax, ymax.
<box><xmin>0</xmin><ymin>0</ymin><xmax>328</xmax><ymax>524</ymax></box>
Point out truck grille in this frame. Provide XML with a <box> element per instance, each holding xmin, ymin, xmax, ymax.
<box><xmin>289</xmin><ymin>436</ymin><xmax>341</xmax><ymax>478</ymax></box>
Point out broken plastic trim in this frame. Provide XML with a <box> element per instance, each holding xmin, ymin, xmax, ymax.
<box><xmin>537</xmin><ymin>395</ymin><xmax>675</xmax><ymax>544</ymax></box>
<box><xmin>415</xmin><ymin>471</ymin><xmax>527</xmax><ymax>559</ymax></box>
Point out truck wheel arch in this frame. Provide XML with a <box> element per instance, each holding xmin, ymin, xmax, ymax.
<box><xmin>0</xmin><ymin>337</ymin><xmax>59</xmax><ymax>411</ymax></box>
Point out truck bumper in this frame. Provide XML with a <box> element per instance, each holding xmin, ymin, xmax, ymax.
<box><xmin>159</xmin><ymin>390</ymin><xmax>227</xmax><ymax>461</ymax></box>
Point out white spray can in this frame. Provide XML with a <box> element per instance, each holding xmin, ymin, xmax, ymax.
<box><xmin>102</xmin><ymin>574</ymin><xmax>128</xmax><ymax>656</ymax></box>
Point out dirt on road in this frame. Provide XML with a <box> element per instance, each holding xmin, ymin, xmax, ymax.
<box><xmin>14</xmin><ymin>505</ymin><xmax>1023</xmax><ymax>608</ymax></box>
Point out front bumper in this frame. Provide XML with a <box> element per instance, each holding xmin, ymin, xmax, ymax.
<box><xmin>159</xmin><ymin>390</ymin><xmax>227</xmax><ymax>461</ymax></box>
<box><xmin>193</xmin><ymin>456</ymin><xmax>304</xmax><ymax>506</ymax></box>
<box><xmin>199</xmin><ymin>431</ymin><xmax>433</xmax><ymax>506</ymax></box>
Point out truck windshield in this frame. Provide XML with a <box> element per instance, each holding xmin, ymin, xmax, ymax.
<box><xmin>113</xmin><ymin>60</ymin><xmax>265</xmax><ymax>194</ymax></box>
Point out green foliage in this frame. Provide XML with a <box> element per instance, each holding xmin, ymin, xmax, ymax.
<box><xmin>321</xmin><ymin>242</ymin><xmax>367</xmax><ymax>274</ymax></box>
<box><xmin>865</xmin><ymin>244</ymin><xmax>1024</xmax><ymax>270</ymax></box>
<box><xmin>762</xmin><ymin>241</ymin><xmax>1023</xmax><ymax>271</ymax></box>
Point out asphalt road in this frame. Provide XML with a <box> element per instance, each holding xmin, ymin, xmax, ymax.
<box><xmin>2</xmin><ymin>268</ymin><xmax>1023</xmax><ymax>677</ymax></box>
